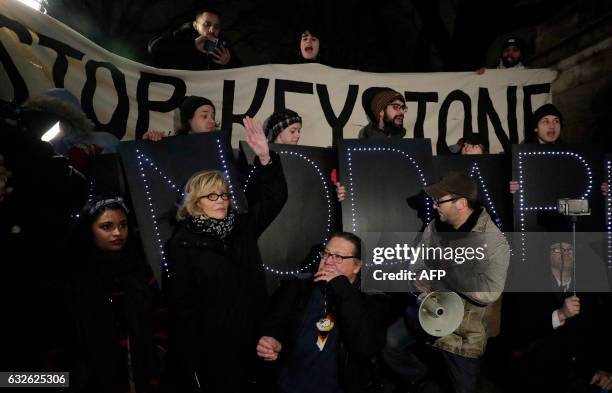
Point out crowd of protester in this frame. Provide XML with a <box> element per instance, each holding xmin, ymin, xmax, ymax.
<box><xmin>1</xmin><ymin>7</ymin><xmax>612</xmax><ymax>393</ymax></box>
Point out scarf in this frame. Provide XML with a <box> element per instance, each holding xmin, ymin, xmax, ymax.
<box><xmin>186</xmin><ymin>209</ymin><xmax>236</xmax><ymax>239</ymax></box>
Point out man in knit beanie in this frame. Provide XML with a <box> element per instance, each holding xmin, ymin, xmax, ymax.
<box><xmin>498</xmin><ymin>37</ymin><xmax>525</xmax><ymax>69</ymax></box>
<box><xmin>476</xmin><ymin>36</ymin><xmax>526</xmax><ymax>74</ymax></box>
<box><xmin>358</xmin><ymin>88</ymin><xmax>406</xmax><ymax>139</ymax></box>
<box><xmin>526</xmin><ymin>103</ymin><xmax>563</xmax><ymax>144</ymax></box>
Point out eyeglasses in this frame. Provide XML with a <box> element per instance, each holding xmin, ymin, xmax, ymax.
<box><xmin>202</xmin><ymin>193</ymin><xmax>231</xmax><ymax>201</ymax></box>
<box><xmin>551</xmin><ymin>247</ymin><xmax>573</xmax><ymax>255</ymax></box>
<box><xmin>319</xmin><ymin>250</ymin><xmax>355</xmax><ymax>263</ymax></box>
<box><xmin>387</xmin><ymin>103</ymin><xmax>407</xmax><ymax>113</ymax></box>
<box><xmin>433</xmin><ymin>197</ymin><xmax>460</xmax><ymax>206</ymax></box>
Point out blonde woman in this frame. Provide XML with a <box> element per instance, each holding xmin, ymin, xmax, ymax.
<box><xmin>165</xmin><ymin>116</ymin><xmax>287</xmax><ymax>392</ymax></box>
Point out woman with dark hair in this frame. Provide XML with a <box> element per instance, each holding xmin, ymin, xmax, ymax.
<box><xmin>64</xmin><ymin>197</ymin><xmax>167</xmax><ymax>392</ymax></box>
<box><xmin>164</xmin><ymin>116</ymin><xmax>288</xmax><ymax>392</ymax></box>
<box><xmin>298</xmin><ymin>28</ymin><xmax>323</xmax><ymax>63</ymax></box>
<box><xmin>142</xmin><ymin>95</ymin><xmax>218</xmax><ymax>141</ymax></box>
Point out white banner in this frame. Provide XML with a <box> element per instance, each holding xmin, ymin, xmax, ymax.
<box><xmin>0</xmin><ymin>0</ymin><xmax>556</xmax><ymax>153</ymax></box>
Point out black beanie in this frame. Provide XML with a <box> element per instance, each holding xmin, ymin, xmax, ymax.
<box><xmin>180</xmin><ymin>96</ymin><xmax>215</xmax><ymax>125</ymax></box>
<box><xmin>500</xmin><ymin>37</ymin><xmax>524</xmax><ymax>53</ymax></box>
<box><xmin>531</xmin><ymin>103</ymin><xmax>563</xmax><ymax>129</ymax></box>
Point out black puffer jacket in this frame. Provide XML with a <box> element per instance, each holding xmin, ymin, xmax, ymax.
<box><xmin>165</xmin><ymin>151</ymin><xmax>287</xmax><ymax>392</ymax></box>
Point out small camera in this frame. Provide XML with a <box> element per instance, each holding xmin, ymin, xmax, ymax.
<box><xmin>557</xmin><ymin>198</ymin><xmax>590</xmax><ymax>216</ymax></box>
<box><xmin>203</xmin><ymin>38</ymin><xmax>219</xmax><ymax>53</ymax></box>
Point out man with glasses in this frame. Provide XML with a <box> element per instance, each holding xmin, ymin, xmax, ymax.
<box><xmin>382</xmin><ymin>171</ymin><xmax>509</xmax><ymax>393</ymax></box>
<box><xmin>358</xmin><ymin>88</ymin><xmax>407</xmax><ymax>139</ymax></box>
<box><xmin>256</xmin><ymin>232</ymin><xmax>389</xmax><ymax>393</ymax></box>
<box><xmin>503</xmin><ymin>239</ymin><xmax>612</xmax><ymax>392</ymax></box>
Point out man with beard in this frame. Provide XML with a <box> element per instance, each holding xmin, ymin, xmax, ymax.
<box><xmin>358</xmin><ymin>88</ymin><xmax>407</xmax><ymax>139</ymax></box>
<box><xmin>497</xmin><ymin>37</ymin><xmax>525</xmax><ymax>69</ymax></box>
<box><xmin>476</xmin><ymin>36</ymin><xmax>525</xmax><ymax>74</ymax></box>
<box><xmin>382</xmin><ymin>172</ymin><xmax>510</xmax><ymax>393</ymax></box>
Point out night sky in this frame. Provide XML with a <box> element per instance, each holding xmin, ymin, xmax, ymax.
<box><xmin>41</xmin><ymin>0</ymin><xmax>573</xmax><ymax>72</ymax></box>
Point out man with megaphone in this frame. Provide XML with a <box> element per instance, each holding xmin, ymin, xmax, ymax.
<box><xmin>382</xmin><ymin>172</ymin><xmax>510</xmax><ymax>393</ymax></box>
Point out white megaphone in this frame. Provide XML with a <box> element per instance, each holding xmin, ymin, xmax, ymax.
<box><xmin>417</xmin><ymin>291</ymin><xmax>464</xmax><ymax>337</ymax></box>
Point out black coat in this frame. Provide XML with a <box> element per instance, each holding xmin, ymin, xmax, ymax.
<box><xmin>67</xmin><ymin>244</ymin><xmax>167</xmax><ymax>393</ymax></box>
<box><xmin>502</xmin><ymin>288</ymin><xmax>612</xmax><ymax>391</ymax></box>
<box><xmin>148</xmin><ymin>23</ymin><xmax>242</xmax><ymax>70</ymax></box>
<box><xmin>261</xmin><ymin>275</ymin><xmax>390</xmax><ymax>393</ymax></box>
<box><xmin>165</xmin><ymin>152</ymin><xmax>287</xmax><ymax>392</ymax></box>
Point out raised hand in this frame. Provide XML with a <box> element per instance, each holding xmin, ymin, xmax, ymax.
<box><xmin>243</xmin><ymin>116</ymin><xmax>270</xmax><ymax>165</ymax></box>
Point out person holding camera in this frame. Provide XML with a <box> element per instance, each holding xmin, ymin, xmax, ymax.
<box><xmin>502</xmin><ymin>240</ymin><xmax>612</xmax><ymax>392</ymax></box>
<box><xmin>148</xmin><ymin>9</ymin><xmax>241</xmax><ymax>70</ymax></box>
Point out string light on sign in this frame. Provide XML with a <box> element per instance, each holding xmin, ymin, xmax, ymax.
<box><xmin>607</xmin><ymin>160</ymin><xmax>611</xmax><ymax>270</ymax></box>
<box><xmin>346</xmin><ymin>147</ymin><xmax>432</xmax><ymax>234</ymax></box>
<box><xmin>243</xmin><ymin>150</ymin><xmax>334</xmax><ymax>275</ymax></box>
<box><xmin>135</xmin><ymin>149</ymin><xmax>171</xmax><ymax>278</ymax></box>
<box><xmin>517</xmin><ymin>150</ymin><xmax>593</xmax><ymax>263</ymax></box>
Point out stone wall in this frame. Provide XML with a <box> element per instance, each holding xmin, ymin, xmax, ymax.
<box><xmin>486</xmin><ymin>0</ymin><xmax>612</xmax><ymax>147</ymax></box>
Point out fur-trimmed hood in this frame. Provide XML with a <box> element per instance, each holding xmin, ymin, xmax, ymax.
<box><xmin>23</xmin><ymin>88</ymin><xmax>94</xmax><ymax>136</ymax></box>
